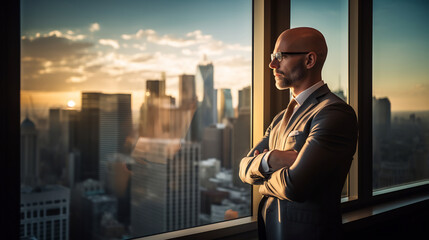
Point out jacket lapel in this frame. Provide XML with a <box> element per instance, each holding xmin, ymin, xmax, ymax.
<box><xmin>284</xmin><ymin>84</ymin><xmax>330</xmax><ymax>138</ymax></box>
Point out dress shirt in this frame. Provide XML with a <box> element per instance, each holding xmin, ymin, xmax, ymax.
<box><xmin>261</xmin><ymin>81</ymin><xmax>325</xmax><ymax>172</ymax></box>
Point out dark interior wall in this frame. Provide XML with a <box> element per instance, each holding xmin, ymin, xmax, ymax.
<box><xmin>1</xmin><ymin>1</ymin><xmax>20</xmax><ymax>239</ymax></box>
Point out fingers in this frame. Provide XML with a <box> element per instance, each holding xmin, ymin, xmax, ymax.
<box><xmin>254</xmin><ymin>149</ymin><xmax>269</xmax><ymax>157</ymax></box>
<box><xmin>254</xmin><ymin>150</ymin><xmax>260</xmax><ymax>156</ymax></box>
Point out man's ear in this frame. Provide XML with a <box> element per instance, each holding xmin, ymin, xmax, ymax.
<box><xmin>305</xmin><ymin>52</ymin><xmax>317</xmax><ymax>69</ymax></box>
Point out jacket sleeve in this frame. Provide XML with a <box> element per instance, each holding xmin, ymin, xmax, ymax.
<box><xmin>259</xmin><ymin>103</ymin><xmax>358</xmax><ymax>201</ymax></box>
<box><xmin>239</xmin><ymin>111</ymin><xmax>284</xmax><ymax>185</ymax></box>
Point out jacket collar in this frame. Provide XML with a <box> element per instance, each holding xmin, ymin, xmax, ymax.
<box><xmin>285</xmin><ymin>84</ymin><xmax>330</xmax><ymax>134</ymax></box>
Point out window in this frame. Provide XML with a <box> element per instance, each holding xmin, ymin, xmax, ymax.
<box><xmin>372</xmin><ymin>0</ymin><xmax>429</xmax><ymax>193</ymax></box>
<box><xmin>20</xmin><ymin>0</ymin><xmax>252</xmax><ymax>239</ymax></box>
<box><xmin>291</xmin><ymin>0</ymin><xmax>350</xmax><ymax>198</ymax></box>
<box><xmin>8</xmin><ymin>0</ymin><xmax>428</xmax><ymax>239</ymax></box>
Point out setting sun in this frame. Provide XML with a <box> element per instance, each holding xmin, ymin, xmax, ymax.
<box><xmin>67</xmin><ymin>100</ymin><xmax>76</xmax><ymax>108</ymax></box>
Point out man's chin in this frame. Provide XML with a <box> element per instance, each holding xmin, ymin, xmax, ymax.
<box><xmin>275</xmin><ymin>80</ymin><xmax>291</xmax><ymax>90</ymax></box>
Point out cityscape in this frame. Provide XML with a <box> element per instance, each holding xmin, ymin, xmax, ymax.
<box><xmin>21</xmin><ymin>59</ymin><xmax>252</xmax><ymax>239</ymax></box>
<box><xmin>19</xmin><ymin>1</ymin><xmax>429</xmax><ymax>239</ymax></box>
<box><xmin>372</xmin><ymin>97</ymin><xmax>429</xmax><ymax>190</ymax></box>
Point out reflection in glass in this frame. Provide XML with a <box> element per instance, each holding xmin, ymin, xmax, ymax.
<box><xmin>373</xmin><ymin>0</ymin><xmax>429</xmax><ymax>191</ymax></box>
<box><xmin>20</xmin><ymin>0</ymin><xmax>252</xmax><ymax>239</ymax></box>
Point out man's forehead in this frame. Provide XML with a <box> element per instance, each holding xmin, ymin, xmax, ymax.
<box><xmin>274</xmin><ymin>34</ymin><xmax>295</xmax><ymax>51</ymax></box>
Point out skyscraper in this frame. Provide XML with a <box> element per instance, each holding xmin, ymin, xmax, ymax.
<box><xmin>131</xmin><ymin>138</ymin><xmax>200</xmax><ymax>237</ymax></box>
<box><xmin>232</xmin><ymin>86</ymin><xmax>251</xmax><ymax>187</ymax></box>
<box><xmin>47</xmin><ymin>108</ymin><xmax>79</xmax><ymax>185</ymax></box>
<box><xmin>196</xmin><ymin>60</ymin><xmax>215</xmax><ymax>133</ymax></box>
<box><xmin>79</xmin><ymin>92</ymin><xmax>132</xmax><ymax>182</ymax></box>
<box><xmin>139</xmin><ymin>79</ymin><xmax>168</xmax><ymax>138</ymax></box>
<box><xmin>140</xmin><ymin>79</ymin><xmax>194</xmax><ymax>139</ymax></box>
<box><xmin>99</xmin><ymin>94</ymin><xmax>132</xmax><ymax>182</ymax></box>
<box><xmin>178</xmin><ymin>74</ymin><xmax>197</xmax><ymax>108</ymax></box>
<box><xmin>217</xmin><ymin>88</ymin><xmax>234</xmax><ymax>123</ymax></box>
<box><xmin>21</xmin><ymin>117</ymin><xmax>38</xmax><ymax>187</ymax></box>
<box><xmin>188</xmin><ymin>60</ymin><xmax>215</xmax><ymax>141</ymax></box>
<box><xmin>201</xmin><ymin>124</ymin><xmax>232</xmax><ymax>169</ymax></box>
<box><xmin>79</xmin><ymin>92</ymin><xmax>102</xmax><ymax>181</ymax></box>
<box><xmin>373</xmin><ymin>97</ymin><xmax>391</xmax><ymax>138</ymax></box>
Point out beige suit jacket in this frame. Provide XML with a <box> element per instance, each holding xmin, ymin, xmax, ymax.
<box><xmin>239</xmin><ymin>84</ymin><xmax>358</xmax><ymax>240</ymax></box>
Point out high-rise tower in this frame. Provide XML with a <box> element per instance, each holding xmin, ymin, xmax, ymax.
<box><xmin>99</xmin><ymin>94</ymin><xmax>132</xmax><ymax>182</ymax></box>
<box><xmin>217</xmin><ymin>88</ymin><xmax>234</xmax><ymax>123</ymax></box>
<box><xmin>79</xmin><ymin>92</ymin><xmax>102</xmax><ymax>181</ymax></box>
<box><xmin>21</xmin><ymin>117</ymin><xmax>38</xmax><ymax>186</ymax></box>
<box><xmin>191</xmin><ymin>59</ymin><xmax>215</xmax><ymax>141</ymax></box>
<box><xmin>131</xmin><ymin>138</ymin><xmax>200</xmax><ymax>237</ymax></box>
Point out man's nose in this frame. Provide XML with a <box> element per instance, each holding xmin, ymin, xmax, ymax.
<box><xmin>269</xmin><ymin>59</ymin><xmax>278</xmax><ymax>69</ymax></box>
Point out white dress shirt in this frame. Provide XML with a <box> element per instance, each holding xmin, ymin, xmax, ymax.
<box><xmin>261</xmin><ymin>81</ymin><xmax>325</xmax><ymax>172</ymax></box>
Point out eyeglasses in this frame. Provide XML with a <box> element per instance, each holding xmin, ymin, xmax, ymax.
<box><xmin>270</xmin><ymin>52</ymin><xmax>309</xmax><ymax>62</ymax></box>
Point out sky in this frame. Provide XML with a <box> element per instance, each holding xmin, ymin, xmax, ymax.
<box><xmin>291</xmin><ymin>0</ymin><xmax>428</xmax><ymax>112</ymax></box>
<box><xmin>20</xmin><ymin>0</ymin><xmax>429</xmax><ymax>120</ymax></box>
<box><xmin>291</xmin><ymin>0</ymin><xmax>349</xmax><ymax>96</ymax></box>
<box><xmin>20</xmin><ymin>0</ymin><xmax>252</xmax><ymax>116</ymax></box>
<box><xmin>373</xmin><ymin>0</ymin><xmax>429</xmax><ymax>111</ymax></box>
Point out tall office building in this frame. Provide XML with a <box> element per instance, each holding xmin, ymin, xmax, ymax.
<box><xmin>49</xmin><ymin>108</ymin><xmax>79</xmax><ymax>152</ymax></box>
<box><xmin>46</xmin><ymin>108</ymin><xmax>80</xmax><ymax>185</ymax></box>
<box><xmin>99</xmin><ymin>94</ymin><xmax>132</xmax><ymax>182</ymax></box>
<box><xmin>79</xmin><ymin>92</ymin><xmax>102</xmax><ymax>181</ymax></box>
<box><xmin>20</xmin><ymin>185</ymin><xmax>70</xmax><ymax>240</ymax></box>
<box><xmin>201</xmin><ymin>124</ymin><xmax>232</xmax><ymax>169</ymax></box>
<box><xmin>131</xmin><ymin>138</ymin><xmax>200</xmax><ymax>237</ymax></box>
<box><xmin>21</xmin><ymin>117</ymin><xmax>38</xmax><ymax>187</ymax></box>
<box><xmin>79</xmin><ymin>92</ymin><xmax>132</xmax><ymax>183</ymax></box>
<box><xmin>192</xmin><ymin>60</ymin><xmax>215</xmax><ymax>141</ymax></box>
<box><xmin>217</xmin><ymin>88</ymin><xmax>234</xmax><ymax>123</ymax></box>
<box><xmin>140</xmin><ymin>79</ymin><xmax>194</xmax><ymax>139</ymax></box>
<box><xmin>179</xmin><ymin>74</ymin><xmax>197</xmax><ymax>108</ymax></box>
<box><xmin>49</xmin><ymin>109</ymin><xmax>62</xmax><ymax>150</ymax></box>
<box><xmin>232</xmin><ymin>86</ymin><xmax>251</xmax><ymax>187</ymax></box>
<box><xmin>146</xmin><ymin>79</ymin><xmax>166</xmax><ymax>98</ymax></box>
<box><xmin>139</xmin><ymin>79</ymin><xmax>167</xmax><ymax>138</ymax></box>
<box><xmin>373</xmin><ymin>97</ymin><xmax>391</xmax><ymax>138</ymax></box>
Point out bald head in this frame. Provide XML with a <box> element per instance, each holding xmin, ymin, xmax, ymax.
<box><xmin>276</xmin><ymin>27</ymin><xmax>328</xmax><ymax>71</ymax></box>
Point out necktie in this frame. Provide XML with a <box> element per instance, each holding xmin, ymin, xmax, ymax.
<box><xmin>282</xmin><ymin>98</ymin><xmax>297</xmax><ymax>127</ymax></box>
<box><xmin>276</xmin><ymin>99</ymin><xmax>297</xmax><ymax>148</ymax></box>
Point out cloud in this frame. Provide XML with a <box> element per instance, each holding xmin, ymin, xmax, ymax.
<box><xmin>99</xmin><ymin>39</ymin><xmax>120</xmax><ymax>49</ymax></box>
<box><xmin>89</xmin><ymin>23</ymin><xmax>100</xmax><ymax>32</ymax></box>
<box><xmin>131</xmin><ymin>53</ymin><xmax>153</xmax><ymax>62</ymax></box>
<box><xmin>132</xmin><ymin>43</ymin><xmax>147</xmax><ymax>51</ymax></box>
<box><xmin>43</xmin><ymin>30</ymin><xmax>86</xmax><ymax>41</ymax></box>
<box><xmin>21</xmin><ymin>35</ymin><xmax>93</xmax><ymax>61</ymax></box>
<box><xmin>121</xmin><ymin>29</ymin><xmax>213</xmax><ymax>48</ymax></box>
<box><xmin>20</xmin><ymin>27</ymin><xmax>252</xmax><ymax>99</ymax></box>
<box><xmin>21</xmin><ymin>34</ymin><xmax>96</xmax><ymax>91</ymax></box>
<box><xmin>121</xmin><ymin>29</ymin><xmax>155</xmax><ymax>40</ymax></box>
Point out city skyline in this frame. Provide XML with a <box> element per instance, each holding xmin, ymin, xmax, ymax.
<box><xmin>20</xmin><ymin>0</ymin><xmax>252</xmax><ymax>117</ymax></box>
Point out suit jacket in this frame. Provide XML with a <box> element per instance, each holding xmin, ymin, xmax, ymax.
<box><xmin>239</xmin><ymin>84</ymin><xmax>358</xmax><ymax>240</ymax></box>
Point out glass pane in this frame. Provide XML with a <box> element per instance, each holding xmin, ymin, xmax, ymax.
<box><xmin>373</xmin><ymin>0</ymin><xmax>429</xmax><ymax>191</ymax></box>
<box><xmin>291</xmin><ymin>0</ymin><xmax>349</xmax><ymax>198</ymax></box>
<box><xmin>20</xmin><ymin>0</ymin><xmax>252</xmax><ymax>239</ymax></box>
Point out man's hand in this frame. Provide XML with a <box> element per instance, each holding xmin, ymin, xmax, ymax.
<box><xmin>253</xmin><ymin>149</ymin><xmax>268</xmax><ymax>157</ymax></box>
<box><xmin>268</xmin><ymin>150</ymin><xmax>298</xmax><ymax>171</ymax></box>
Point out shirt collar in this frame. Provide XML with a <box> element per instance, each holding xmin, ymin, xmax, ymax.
<box><xmin>292</xmin><ymin>81</ymin><xmax>325</xmax><ymax>107</ymax></box>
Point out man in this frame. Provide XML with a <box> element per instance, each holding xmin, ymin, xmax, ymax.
<box><xmin>239</xmin><ymin>27</ymin><xmax>358</xmax><ymax>239</ymax></box>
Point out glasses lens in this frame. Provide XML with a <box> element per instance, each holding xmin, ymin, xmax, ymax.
<box><xmin>271</xmin><ymin>52</ymin><xmax>281</xmax><ymax>62</ymax></box>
